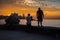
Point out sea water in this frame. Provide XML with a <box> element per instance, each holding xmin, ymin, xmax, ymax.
<box><xmin>0</xmin><ymin>19</ymin><xmax>60</xmax><ymax>27</ymax></box>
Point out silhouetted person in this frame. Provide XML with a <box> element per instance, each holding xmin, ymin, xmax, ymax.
<box><xmin>23</xmin><ymin>14</ymin><xmax>25</xmax><ymax>18</ymax></box>
<box><xmin>37</xmin><ymin>8</ymin><xmax>44</xmax><ymax>27</ymax></box>
<box><xmin>26</xmin><ymin>14</ymin><xmax>31</xmax><ymax>26</ymax></box>
<box><xmin>26</xmin><ymin>14</ymin><xmax>31</xmax><ymax>31</ymax></box>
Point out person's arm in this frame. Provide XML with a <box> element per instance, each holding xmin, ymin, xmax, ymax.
<box><xmin>42</xmin><ymin>11</ymin><xmax>44</xmax><ymax>18</ymax></box>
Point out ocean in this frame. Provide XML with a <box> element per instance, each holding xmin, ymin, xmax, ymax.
<box><xmin>0</xmin><ymin>19</ymin><xmax>60</xmax><ymax>27</ymax></box>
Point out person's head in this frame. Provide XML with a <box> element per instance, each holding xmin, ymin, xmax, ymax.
<box><xmin>28</xmin><ymin>14</ymin><xmax>30</xmax><ymax>16</ymax></box>
<box><xmin>38</xmin><ymin>7</ymin><xmax>41</xmax><ymax>10</ymax></box>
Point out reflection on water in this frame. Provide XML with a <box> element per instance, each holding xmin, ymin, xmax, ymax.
<box><xmin>0</xmin><ymin>19</ymin><xmax>60</xmax><ymax>27</ymax></box>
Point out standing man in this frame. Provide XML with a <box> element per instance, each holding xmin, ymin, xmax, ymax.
<box><xmin>37</xmin><ymin>8</ymin><xmax>44</xmax><ymax>27</ymax></box>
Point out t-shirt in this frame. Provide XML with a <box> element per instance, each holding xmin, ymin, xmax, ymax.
<box><xmin>37</xmin><ymin>10</ymin><xmax>43</xmax><ymax>17</ymax></box>
<box><xmin>26</xmin><ymin>16</ymin><xmax>31</xmax><ymax>24</ymax></box>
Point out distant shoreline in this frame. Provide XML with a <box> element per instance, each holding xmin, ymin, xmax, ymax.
<box><xmin>0</xmin><ymin>16</ymin><xmax>60</xmax><ymax>20</ymax></box>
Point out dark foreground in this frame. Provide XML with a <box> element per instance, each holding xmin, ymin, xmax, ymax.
<box><xmin>0</xmin><ymin>30</ymin><xmax>57</xmax><ymax>40</ymax></box>
<box><xmin>0</xmin><ymin>24</ymin><xmax>60</xmax><ymax>40</ymax></box>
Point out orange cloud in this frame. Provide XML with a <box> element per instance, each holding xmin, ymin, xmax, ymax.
<box><xmin>0</xmin><ymin>4</ymin><xmax>60</xmax><ymax>19</ymax></box>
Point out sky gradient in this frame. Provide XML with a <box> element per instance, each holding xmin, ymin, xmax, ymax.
<box><xmin>0</xmin><ymin>0</ymin><xmax>60</xmax><ymax>19</ymax></box>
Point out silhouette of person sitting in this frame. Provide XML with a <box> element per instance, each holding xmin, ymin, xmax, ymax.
<box><xmin>5</xmin><ymin>13</ymin><xmax>19</xmax><ymax>25</ymax></box>
<box><xmin>37</xmin><ymin>8</ymin><xmax>44</xmax><ymax>27</ymax></box>
<box><xmin>26</xmin><ymin>13</ymin><xmax>31</xmax><ymax>26</ymax></box>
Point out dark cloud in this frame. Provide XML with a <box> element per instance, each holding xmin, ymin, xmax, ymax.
<box><xmin>0</xmin><ymin>0</ymin><xmax>60</xmax><ymax>8</ymax></box>
<box><xmin>0</xmin><ymin>0</ymin><xmax>25</xmax><ymax>7</ymax></box>
<box><xmin>0</xmin><ymin>0</ymin><xmax>16</xmax><ymax>8</ymax></box>
<box><xmin>0</xmin><ymin>0</ymin><xmax>16</xmax><ymax>4</ymax></box>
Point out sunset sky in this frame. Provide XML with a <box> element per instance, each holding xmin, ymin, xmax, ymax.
<box><xmin>0</xmin><ymin>0</ymin><xmax>60</xmax><ymax>19</ymax></box>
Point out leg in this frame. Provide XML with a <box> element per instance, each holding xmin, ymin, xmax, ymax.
<box><xmin>27</xmin><ymin>23</ymin><xmax>31</xmax><ymax>30</ymax></box>
<box><xmin>26</xmin><ymin>23</ymin><xmax>28</xmax><ymax>31</ymax></box>
<box><xmin>29</xmin><ymin>23</ymin><xmax>31</xmax><ymax>30</ymax></box>
<box><xmin>38</xmin><ymin>20</ymin><xmax>39</xmax><ymax>27</ymax></box>
<box><xmin>40</xmin><ymin>21</ymin><xmax>42</xmax><ymax>27</ymax></box>
<box><xmin>40</xmin><ymin>18</ymin><xmax>43</xmax><ymax>27</ymax></box>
